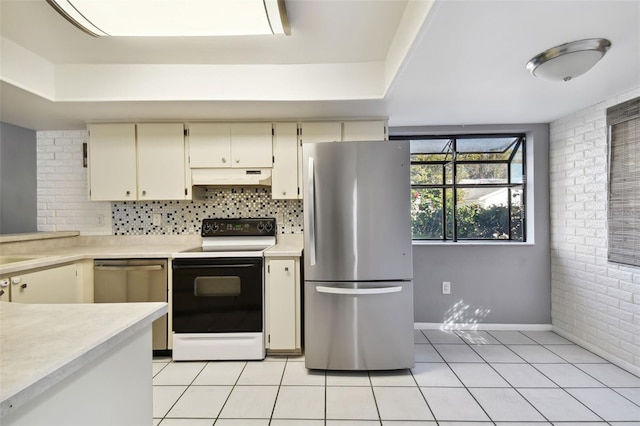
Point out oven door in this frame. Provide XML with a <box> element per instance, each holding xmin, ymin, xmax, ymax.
<box><xmin>172</xmin><ymin>257</ymin><xmax>263</xmax><ymax>334</ymax></box>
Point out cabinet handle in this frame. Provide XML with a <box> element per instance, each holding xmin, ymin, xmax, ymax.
<box><xmin>282</xmin><ymin>191</ymin><xmax>286</xmax><ymax>196</ymax></box>
<box><xmin>235</xmin><ymin>159</ymin><xmax>240</xmax><ymax>164</ymax></box>
<box><xmin>142</xmin><ymin>190</ymin><xmax>147</xmax><ymax>196</ymax></box>
<box><xmin>0</xmin><ymin>289</ymin><xmax>4</xmax><ymax>296</ymax></box>
<box><xmin>222</xmin><ymin>157</ymin><xmax>227</xmax><ymax>163</ymax></box>
<box><xmin>126</xmin><ymin>191</ymin><xmax>131</xmax><ymax>196</ymax></box>
<box><xmin>284</xmin><ymin>267</ymin><xmax>289</xmax><ymax>272</ymax></box>
<box><xmin>21</xmin><ymin>283</ymin><xmax>27</xmax><ymax>289</ymax></box>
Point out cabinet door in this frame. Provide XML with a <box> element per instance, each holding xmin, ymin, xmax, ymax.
<box><xmin>137</xmin><ymin>123</ymin><xmax>186</xmax><ymax>200</ymax></box>
<box><xmin>266</xmin><ymin>259</ymin><xmax>297</xmax><ymax>351</ymax></box>
<box><xmin>230</xmin><ymin>122</ymin><xmax>273</xmax><ymax>168</ymax></box>
<box><xmin>272</xmin><ymin>123</ymin><xmax>299</xmax><ymax>200</ymax></box>
<box><xmin>343</xmin><ymin>120</ymin><xmax>387</xmax><ymax>141</ymax></box>
<box><xmin>11</xmin><ymin>264</ymin><xmax>79</xmax><ymax>304</ymax></box>
<box><xmin>88</xmin><ymin>123</ymin><xmax>137</xmax><ymax>201</ymax></box>
<box><xmin>0</xmin><ymin>279</ymin><xmax>9</xmax><ymax>302</ymax></box>
<box><xmin>299</xmin><ymin>122</ymin><xmax>342</xmax><ymax>143</ymax></box>
<box><xmin>188</xmin><ymin>123</ymin><xmax>231</xmax><ymax>168</ymax></box>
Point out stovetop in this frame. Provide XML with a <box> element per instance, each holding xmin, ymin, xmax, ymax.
<box><xmin>173</xmin><ymin>218</ymin><xmax>276</xmax><ymax>258</ymax></box>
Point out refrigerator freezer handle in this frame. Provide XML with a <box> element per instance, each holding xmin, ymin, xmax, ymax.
<box><xmin>316</xmin><ymin>286</ymin><xmax>402</xmax><ymax>295</ymax></box>
<box><xmin>308</xmin><ymin>156</ymin><xmax>317</xmax><ymax>266</ymax></box>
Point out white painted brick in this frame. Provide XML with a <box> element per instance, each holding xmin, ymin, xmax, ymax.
<box><xmin>37</xmin><ymin>130</ymin><xmax>111</xmax><ymax>235</ymax></box>
<box><xmin>620</xmin><ymin>300</ymin><xmax>640</xmax><ymax>316</ymax></box>
<box><xmin>54</xmin><ymin>137</ymin><xmax>72</xmax><ymax>146</ymax></box>
<box><xmin>551</xmin><ymin>87</ymin><xmax>640</xmax><ymax>369</ymax></box>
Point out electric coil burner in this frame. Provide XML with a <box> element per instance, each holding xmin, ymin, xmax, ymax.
<box><xmin>172</xmin><ymin>218</ymin><xmax>276</xmax><ymax>361</ymax></box>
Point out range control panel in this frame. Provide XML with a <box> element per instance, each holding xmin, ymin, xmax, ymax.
<box><xmin>201</xmin><ymin>218</ymin><xmax>276</xmax><ymax>237</ymax></box>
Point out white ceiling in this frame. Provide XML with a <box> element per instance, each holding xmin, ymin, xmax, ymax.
<box><xmin>1</xmin><ymin>0</ymin><xmax>638</xmax><ymax>131</ymax></box>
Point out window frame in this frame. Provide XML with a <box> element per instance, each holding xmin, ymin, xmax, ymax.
<box><xmin>392</xmin><ymin>133</ymin><xmax>527</xmax><ymax>242</ymax></box>
<box><xmin>606</xmin><ymin>97</ymin><xmax>640</xmax><ymax>267</ymax></box>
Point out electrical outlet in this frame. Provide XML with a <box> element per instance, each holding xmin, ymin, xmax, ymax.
<box><xmin>97</xmin><ymin>214</ymin><xmax>105</xmax><ymax>226</ymax></box>
<box><xmin>442</xmin><ymin>281</ymin><xmax>451</xmax><ymax>294</ymax></box>
<box><xmin>152</xmin><ymin>213</ymin><xmax>162</xmax><ymax>226</ymax></box>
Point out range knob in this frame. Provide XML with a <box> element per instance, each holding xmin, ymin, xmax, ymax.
<box><xmin>202</xmin><ymin>223</ymin><xmax>213</xmax><ymax>234</ymax></box>
<box><xmin>211</xmin><ymin>223</ymin><xmax>219</xmax><ymax>232</ymax></box>
<box><xmin>257</xmin><ymin>222</ymin><xmax>265</xmax><ymax>232</ymax></box>
<box><xmin>265</xmin><ymin>222</ymin><xmax>274</xmax><ymax>232</ymax></box>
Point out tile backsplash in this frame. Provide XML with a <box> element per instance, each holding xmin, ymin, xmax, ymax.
<box><xmin>112</xmin><ymin>187</ymin><xmax>303</xmax><ymax>235</ymax></box>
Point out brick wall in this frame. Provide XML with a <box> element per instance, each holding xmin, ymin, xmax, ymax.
<box><xmin>550</xmin><ymin>87</ymin><xmax>640</xmax><ymax>372</ymax></box>
<box><xmin>37</xmin><ymin>130</ymin><xmax>113</xmax><ymax>234</ymax></box>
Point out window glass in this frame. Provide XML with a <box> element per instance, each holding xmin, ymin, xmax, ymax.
<box><xmin>405</xmin><ymin>134</ymin><xmax>526</xmax><ymax>242</ymax></box>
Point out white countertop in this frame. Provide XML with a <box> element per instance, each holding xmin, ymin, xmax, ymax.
<box><xmin>0</xmin><ymin>301</ymin><xmax>167</xmax><ymax>417</ymax></box>
<box><xmin>1</xmin><ymin>233</ymin><xmax>303</xmax><ymax>275</ymax></box>
<box><xmin>265</xmin><ymin>234</ymin><xmax>303</xmax><ymax>257</ymax></box>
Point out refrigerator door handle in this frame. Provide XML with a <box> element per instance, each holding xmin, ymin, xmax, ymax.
<box><xmin>308</xmin><ymin>156</ymin><xmax>317</xmax><ymax>266</ymax></box>
<box><xmin>316</xmin><ymin>285</ymin><xmax>402</xmax><ymax>295</ymax></box>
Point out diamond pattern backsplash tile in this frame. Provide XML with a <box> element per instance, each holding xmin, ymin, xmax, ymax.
<box><xmin>112</xmin><ymin>188</ymin><xmax>303</xmax><ymax>235</ymax></box>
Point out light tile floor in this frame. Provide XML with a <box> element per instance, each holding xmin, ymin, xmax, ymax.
<box><xmin>152</xmin><ymin>330</ymin><xmax>640</xmax><ymax>425</ymax></box>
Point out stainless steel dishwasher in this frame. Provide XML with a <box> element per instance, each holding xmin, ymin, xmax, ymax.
<box><xmin>94</xmin><ymin>259</ymin><xmax>168</xmax><ymax>350</ymax></box>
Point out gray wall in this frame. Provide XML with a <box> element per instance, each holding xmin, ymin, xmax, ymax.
<box><xmin>0</xmin><ymin>122</ymin><xmax>37</xmax><ymax>234</ymax></box>
<box><xmin>391</xmin><ymin>124</ymin><xmax>551</xmax><ymax>325</ymax></box>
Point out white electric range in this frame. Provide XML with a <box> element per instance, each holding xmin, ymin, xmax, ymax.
<box><xmin>171</xmin><ymin>218</ymin><xmax>276</xmax><ymax>361</ymax></box>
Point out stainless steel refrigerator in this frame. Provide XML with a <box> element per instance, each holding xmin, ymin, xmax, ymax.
<box><xmin>303</xmin><ymin>140</ymin><xmax>414</xmax><ymax>370</ymax></box>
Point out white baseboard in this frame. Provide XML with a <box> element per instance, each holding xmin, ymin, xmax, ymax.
<box><xmin>414</xmin><ymin>323</ymin><xmax>552</xmax><ymax>331</ymax></box>
<box><xmin>551</xmin><ymin>327</ymin><xmax>640</xmax><ymax>378</ymax></box>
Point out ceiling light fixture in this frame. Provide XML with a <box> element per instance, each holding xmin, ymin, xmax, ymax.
<box><xmin>526</xmin><ymin>38</ymin><xmax>611</xmax><ymax>82</ymax></box>
<box><xmin>46</xmin><ymin>0</ymin><xmax>290</xmax><ymax>37</ymax></box>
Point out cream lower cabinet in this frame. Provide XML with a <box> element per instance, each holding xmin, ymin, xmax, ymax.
<box><xmin>265</xmin><ymin>257</ymin><xmax>301</xmax><ymax>354</ymax></box>
<box><xmin>5</xmin><ymin>264</ymin><xmax>80</xmax><ymax>304</ymax></box>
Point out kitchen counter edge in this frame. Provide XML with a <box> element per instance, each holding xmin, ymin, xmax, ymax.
<box><xmin>0</xmin><ymin>301</ymin><xmax>167</xmax><ymax>417</ymax></box>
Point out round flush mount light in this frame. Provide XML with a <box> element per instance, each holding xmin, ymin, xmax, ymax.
<box><xmin>526</xmin><ymin>38</ymin><xmax>611</xmax><ymax>82</ymax></box>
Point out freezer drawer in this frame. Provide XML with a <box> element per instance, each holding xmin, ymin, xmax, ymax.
<box><xmin>304</xmin><ymin>280</ymin><xmax>414</xmax><ymax>370</ymax></box>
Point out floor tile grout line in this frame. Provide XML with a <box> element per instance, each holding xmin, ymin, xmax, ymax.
<box><xmin>266</xmin><ymin>356</ymin><xmax>289</xmax><ymax>424</ymax></box>
<box><xmin>428</xmin><ymin>336</ymin><xmax>499</xmax><ymax>423</ymax></box>
<box><xmin>210</xmin><ymin>360</ymin><xmax>248</xmax><ymax>425</ymax></box>
<box><xmin>158</xmin><ymin>360</ymin><xmax>208</xmax><ymax>420</ymax></box>
<box><xmin>408</xmin><ymin>357</ymin><xmax>440</xmax><ymax>422</ymax></box>
<box><xmin>610</xmin><ymin>387</ymin><xmax>640</xmax><ymax>408</ymax></box>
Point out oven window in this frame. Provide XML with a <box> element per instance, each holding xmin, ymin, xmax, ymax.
<box><xmin>195</xmin><ymin>277</ymin><xmax>241</xmax><ymax>297</ymax></box>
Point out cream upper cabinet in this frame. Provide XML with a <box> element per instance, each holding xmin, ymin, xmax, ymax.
<box><xmin>299</xmin><ymin>122</ymin><xmax>342</xmax><ymax>143</ymax></box>
<box><xmin>89</xmin><ymin>123</ymin><xmax>187</xmax><ymax>201</ymax></box>
<box><xmin>188</xmin><ymin>122</ymin><xmax>272</xmax><ymax>168</ymax></box>
<box><xmin>137</xmin><ymin>123</ymin><xmax>187</xmax><ymax>200</ymax></box>
<box><xmin>230</xmin><ymin>123</ymin><xmax>273</xmax><ymax>167</ymax></box>
<box><xmin>9</xmin><ymin>264</ymin><xmax>80</xmax><ymax>304</ymax></box>
<box><xmin>88</xmin><ymin>123</ymin><xmax>137</xmax><ymax>201</ymax></box>
<box><xmin>188</xmin><ymin>123</ymin><xmax>231</xmax><ymax>168</ymax></box>
<box><xmin>343</xmin><ymin>120</ymin><xmax>387</xmax><ymax>141</ymax></box>
<box><xmin>265</xmin><ymin>258</ymin><xmax>301</xmax><ymax>353</ymax></box>
<box><xmin>271</xmin><ymin>123</ymin><xmax>299</xmax><ymax>200</ymax></box>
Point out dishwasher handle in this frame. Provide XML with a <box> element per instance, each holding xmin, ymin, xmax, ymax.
<box><xmin>94</xmin><ymin>264</ymin><xmax>164</xmax><ymax>272</ymax></box>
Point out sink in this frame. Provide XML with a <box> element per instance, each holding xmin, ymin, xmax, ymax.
<box><xmin>0</xmin><ymin>255</ymin><xmax>46</xmax><ymax>265</ymax></box>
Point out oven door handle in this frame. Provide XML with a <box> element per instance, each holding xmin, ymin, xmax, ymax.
<box><xmin>172</xmin><ymin>264</ymin><xmax>258</xmax><ymax>269</ymax></box>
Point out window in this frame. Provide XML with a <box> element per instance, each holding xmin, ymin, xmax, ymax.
<box><xmin>607</xmin><ymin>97</ymin><xmax>639</xmax><ymax>267</ymax></box>
<box><xmin>396</xmin><ymin>134</ymin><xmax>526</xmax><ymax>241</ymax></box>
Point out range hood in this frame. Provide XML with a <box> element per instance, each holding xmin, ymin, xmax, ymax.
<box><xmin>191</xmin><ymin>168</ymin><xmax>272</xmax><ymax>187</ymax></box>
